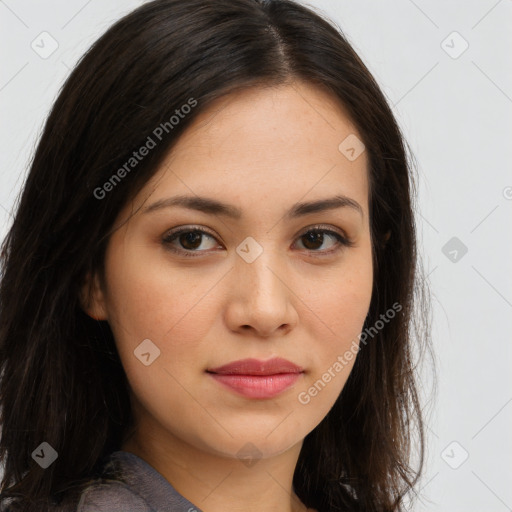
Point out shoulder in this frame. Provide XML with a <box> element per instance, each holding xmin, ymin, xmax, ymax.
<box><xmin>75</xmin><ymin>479</ymin><xmax>153</xmax><ymax>512</ymax></box>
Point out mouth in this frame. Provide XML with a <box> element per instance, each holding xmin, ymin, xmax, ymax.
<box><xmin>206</xmin><ymin>357</ymin><xmax>304</xmax><ymax>399</ymax></box>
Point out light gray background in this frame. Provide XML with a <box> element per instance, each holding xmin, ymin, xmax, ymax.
<box><xmin>1</xmin><ymin>1</ymin><xmax>511</xmax><ymax>510</ymax></box>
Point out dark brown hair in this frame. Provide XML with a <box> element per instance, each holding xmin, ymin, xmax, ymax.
<box><xmin>0</xmin><ymin>1</ymin><xmax>432</xmax><ymax>510</ymax></box>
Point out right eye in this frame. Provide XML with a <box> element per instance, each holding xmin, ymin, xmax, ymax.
<box><xmin>162</xmin><ymin>226</ymin><xmax>222</xmax><ymax>257</ymax></box>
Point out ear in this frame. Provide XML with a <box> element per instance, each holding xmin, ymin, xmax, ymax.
<box><xmin>79</xmin><ymin>270</ymin><xmax>108</xmax><ymax>321</ymax></box>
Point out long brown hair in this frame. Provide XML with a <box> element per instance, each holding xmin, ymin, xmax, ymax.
<box><xmin>0</xmin><ymin>1</ymin><xmax>432</xmax><ymax>510</ymax></box>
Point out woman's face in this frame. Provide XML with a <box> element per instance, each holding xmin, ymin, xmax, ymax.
<box><xmin>84</xmin><ymin>81</ymin><xmax>373</xmax><ymax>461</ymax></box>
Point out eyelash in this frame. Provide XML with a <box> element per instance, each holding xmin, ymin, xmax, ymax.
<box><xmin>162</xmin><ymin>224</ymin><xmax>355</xmax><ymax>258</ymax></box>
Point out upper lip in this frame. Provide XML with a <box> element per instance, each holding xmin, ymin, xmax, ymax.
<box><xmin>207</xmin><ymin>357</ymin><xmax>304</xmax><ymax>376</ymax></box>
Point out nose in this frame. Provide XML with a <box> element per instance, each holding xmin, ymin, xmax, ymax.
<box><xmin>224</xmin><ymin>247</ymin><xmax>299</xmax><ymax>339</ymax></box>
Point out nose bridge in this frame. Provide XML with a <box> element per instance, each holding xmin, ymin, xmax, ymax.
<box><xmin>236</xmin><ymin>238</ymin><xmax>284</xmax><ymax>301</ymax></box>
<box><xmin>229</xmin><ymin>236</ymin><xmax>296</xmax><ymax>335</ymax></box>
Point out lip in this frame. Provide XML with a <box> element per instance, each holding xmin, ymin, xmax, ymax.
<box><xmin>207</xmin><ymin>357</ymin><xmax>303</xmax><ymax>375</ymax></box>
<box><xmin>206</xmin><ymin>357</ymin><xmax>304</xmax><ymax>399</ymax></box>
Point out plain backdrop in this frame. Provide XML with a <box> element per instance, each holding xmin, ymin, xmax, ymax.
<box><xmin>1</xmin><ymin>1</ymin><xmax>511</xmax><ymax>511</ymax></box>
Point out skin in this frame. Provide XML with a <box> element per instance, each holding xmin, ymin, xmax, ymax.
<box><xmin>82</xmin><ymin>80</ymin><xmax>373</xmax><ymax>512</ymax></box>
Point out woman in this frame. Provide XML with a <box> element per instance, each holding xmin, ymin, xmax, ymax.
<box><xmin>0</xmin><ymin>0</ymin><xmax>432</xmax><ymax>510</ymax></box>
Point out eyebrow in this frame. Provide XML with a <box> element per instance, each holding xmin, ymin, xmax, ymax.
<box><xmin>142</xmin><ymin>194</ymin><xmax>363</xmax><ymax>220</ymax></box>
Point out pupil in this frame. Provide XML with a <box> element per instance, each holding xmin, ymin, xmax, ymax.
<box><xmin>303</xmin><ymin>232</ymin><xmax>323</xmax><ymax>250</ymax></box>
<box><xmin>181</xmin><ymin>231</ymin><xmax>202</xmax><ymax>249</ymax></box>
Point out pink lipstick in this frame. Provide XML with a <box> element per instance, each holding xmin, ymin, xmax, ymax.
<box><xmin>206</xmin><ymin>357</ymin><xmax>304</xmax><ymax>399</ymax></box>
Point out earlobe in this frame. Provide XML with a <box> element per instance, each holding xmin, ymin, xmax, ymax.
<box><xmin>79</xmin><ymin>270</ymin><xmax>108</xmax><ymax>321</ymax></box>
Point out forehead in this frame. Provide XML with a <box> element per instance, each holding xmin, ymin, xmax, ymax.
<box><xmin>132</xmin><ymin>81</ymin><xmax>369</xmax><ymax>220</ymax></box>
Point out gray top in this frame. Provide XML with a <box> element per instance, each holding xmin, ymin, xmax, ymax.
<box><xmin>76</xmin><ymin>451</ymin><xmax>203</xmax><ymax>512</ymax></box>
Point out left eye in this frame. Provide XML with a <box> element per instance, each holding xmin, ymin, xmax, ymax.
<box><xmin>162</xmin><ymin>226</ymin><xmax>353</xmax><ymax>257</ymax></box>
<box><xmin>294</xmin><ymin>229</ymin><xmax>349</xmax><ymax>252</ymax></box>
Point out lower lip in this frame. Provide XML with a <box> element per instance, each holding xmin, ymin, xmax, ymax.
<box><xmin>208</xmin><ymin>372</ymin><xmax>302</xmax><ymax>399</ymax></box>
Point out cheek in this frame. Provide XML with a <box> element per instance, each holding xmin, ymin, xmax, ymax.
<box><xmin>298</xmin><ymin>250</ymin><xmax>373</xmax><ymax>399</ymax></box>
<box><xmin>100</xmin><ymin>251</ymin><xmax>220</xmax><ymax>428</ymax></box>
<box><xmin>307</xmin><ymin>246</ymin><xmax>373</xmax><ymax>338</ymax></box>
<box><xmin>324</xmin><ymin>276</ymin><xmax>372</xmax><ymax>341</ymax></box>
<box><xmin>100</xmin><ymin>247</ymin><xmax>230</xmax><ymax>408</ymax></box>
<box><xmin>102</xmin><ymin>246</ymin><xmax>223</xmax><ymax>375</ymax></box>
